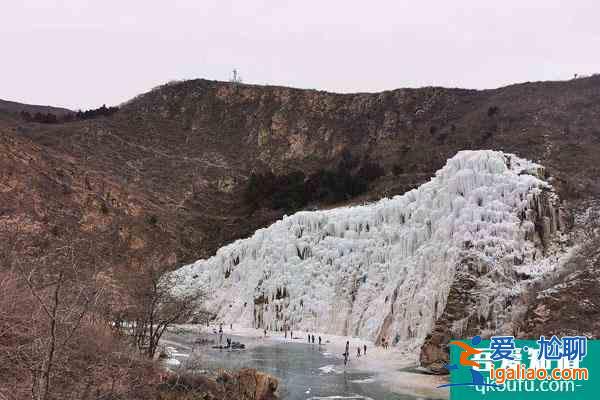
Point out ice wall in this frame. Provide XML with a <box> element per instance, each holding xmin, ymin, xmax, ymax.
<box><xmin>172</xmin><ymin>150</ymin><xmax>562</xmax><ymax>353</ymax></box>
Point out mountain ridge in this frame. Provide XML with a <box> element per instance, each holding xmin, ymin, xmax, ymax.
<box><xmin>1</xmin><ymin>75</ymin><xmax>599</xmax><ymax>265</ymax></box>
<box><xmin>0</xmin><ymin>98</ymin><xmax>73</xmax><ymax>116</ymax></box>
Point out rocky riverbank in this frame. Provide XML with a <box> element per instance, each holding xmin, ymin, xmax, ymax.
<box><xmin>158</xmin><ymin>368</ymin><xmax>278</xmax><ymax>400</ymax></box>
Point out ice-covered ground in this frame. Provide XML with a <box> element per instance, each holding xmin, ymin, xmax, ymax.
<box><xmin>171</xmin><ymin>323</ymin><xmax>449</xmax><ymax>399</ymax></box>
<box><xmin>172</xmin><ymin>150</ymin><xmax>563</xmax><ymax>357</ymax></box>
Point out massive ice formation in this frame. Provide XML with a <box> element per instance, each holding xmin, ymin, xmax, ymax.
<box><xmin>172</xmin><ymin>150</ymin><xmax>564</xmax><ymax>353</ymax></box>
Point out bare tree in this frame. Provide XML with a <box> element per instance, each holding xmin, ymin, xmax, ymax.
<box><xmin>117</xmin><ymin>258</ymin><xmax>204</xmax><ymax>359</ymax></box>
<box><xmin>14</xmin><ymin>247</ymin><xmax>102</xmax><ymax>400</ymax></box>
<box><xmin>0</xmin><ymin>232</ymin><xmax>108</xmax><ymax>400</ymax></box>
<box><xmin>0</xmin><ymin>221</ymin><xmax>175</xmax><ymax>400</ymax></box>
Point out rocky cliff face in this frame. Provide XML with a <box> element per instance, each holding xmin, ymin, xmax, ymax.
<box><xmin>421</xmin><ymin>206</ymin><xmax>600</xmax><ymax>374</ymax></box>
<box><xmin>520</xmin><ymin>206</ymin><xmax>600</xmax><ymax>338</ymax></box>
<box><xmin>420</xmin><ymin>179</ymin><xmax>571</xmax><ymax>373</ymax></box>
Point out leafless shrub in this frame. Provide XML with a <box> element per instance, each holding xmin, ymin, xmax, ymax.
<box><xmin>112</xmin><ymin>255</ymin><xmax>204</xmax><ymax>359</ymax></box>
<box><xmin>0</xmin><ymin>233</ymin><xmax>160</xmax><ymax>400</ymax></box>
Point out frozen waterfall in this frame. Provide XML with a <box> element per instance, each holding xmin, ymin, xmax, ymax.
<box><xmin>172</xmin><ymin>150</ymin><xmax>563</xmax><ymax>354</ymax></box>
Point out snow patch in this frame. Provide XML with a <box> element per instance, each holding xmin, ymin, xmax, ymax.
<box><xmin>349</xmin><ymin>378</ymin><xmax>376</xmax><ymax>384</ymax></box>
<box><xmin>165</xmin><ymin>358</ymin><xmax>181</xmax><ymax>367</ymax></box>
<box><xmin>318</xmin><ymin>364</ymin><xmax>336</xmax><ymax>374</ymax></box>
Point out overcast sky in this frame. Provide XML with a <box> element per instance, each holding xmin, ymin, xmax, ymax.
<box><xmin>2</xmin><ymin>0</ymin><xmax>599</xmax><ymax>109</ymax></box>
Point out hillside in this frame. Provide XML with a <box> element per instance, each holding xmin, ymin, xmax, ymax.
<box><xmin>0</xmin><ymin>98</ymin><xmax>72</xmax><ymax>116</ymax></box>
<box><xmin>2</xmin><ymin>77</ymin><xmax>600</xmax><ymax>270</ymax></box>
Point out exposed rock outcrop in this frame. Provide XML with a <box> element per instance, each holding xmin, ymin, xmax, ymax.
<box><xmin>519</xmin><ymin>230</ymin><xmax>600</xmax><ymax>338</ymax></box>
<box><xmin>159</xmin><ymin>368</ymin><xmax>278</xmax><ymax>400</ymax></box>
<box><xmin>419</xmin><ymin>172</ymin><xmax>570</xmax><ymax>373</ymax></box>
<box><xmin>419</xmin><ymin>259</ymin><xmax>482</xmax><ymax>374</ymax></box>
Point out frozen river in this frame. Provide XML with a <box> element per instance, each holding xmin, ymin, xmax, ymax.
<box><xmin>163</xmin><ymin>332</ymin><xmax>445</xmax><ymax>400</ymax></box>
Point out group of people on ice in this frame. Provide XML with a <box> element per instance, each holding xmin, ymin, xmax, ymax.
<box><xmin>214</xmin><ymin>322</ymin><xmax>390</xmax><ymax>368</ymax></box>
<box><xmin>307</xmin><ymin>333</ymin><xmax>322</xmax><ymax>345</ymax></box>
<box><xmin>305</xmin><ymin>333</ymin><xmax>369</xmax><ymax>367</ymax></box>
<box><xmin>342</xmin><ymin>340</ymin><xmax>368</xmax><ymax>366</ymax></box>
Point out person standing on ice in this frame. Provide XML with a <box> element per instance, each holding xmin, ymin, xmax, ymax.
<box><xmin>357</xmin><ymin>346</ymin><xmax>361</xmax><ymax>358</ymax></box>
<box><xmin>218</xmin><ymin>324</ymin><xmax>223</xmax><ymax>345</ymax></box>
<box><xmin>363</xmin><ymin>344</ymin><xmax>367</xmax><ymax>356</ymax></box>
<box><xmin>318</xmin><ymin>336</ymin><xmax>322</xmax><ymax>345</ymax></box>
<box><xmin>344</xmin><ymin>341</ymin><xmax>350</xmax><ymax>366</ymax></box>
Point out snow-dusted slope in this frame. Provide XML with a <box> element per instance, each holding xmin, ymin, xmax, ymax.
<box><xmin>173</xmin><ymin>150</ymin><xmax>564</xmax><ymax>353</ymax></box>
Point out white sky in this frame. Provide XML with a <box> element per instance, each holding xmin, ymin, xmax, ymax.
<box><xmin>2</xmin><ymin>0</ymin><xmax>599</xmax><ymax>109</ymax></box>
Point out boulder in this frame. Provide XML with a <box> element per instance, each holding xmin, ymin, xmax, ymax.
<box><xmin>219</xmin><ymin>368</ymin><xmax>278</xmax><ymax>400</ymax></box>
